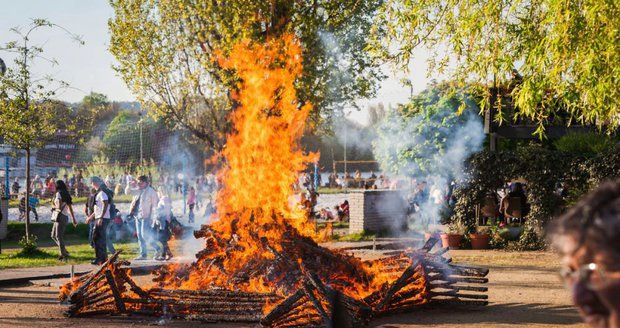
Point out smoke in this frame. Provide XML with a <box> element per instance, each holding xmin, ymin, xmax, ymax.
<box><xmin>318</xmin><ymin>30</ymin><xmax>376</xmax><ymax>154</ymax></box>
<box><xmin>159</xmin><ymin>134</ymin><xmax>201</xmax><ymax>177</ymax></box>
<box><xmin>372</xmin><ymin>88</ymin><xmax>485</xmax><ymax>232</ymax></box>
<box><xmin>157</xmin><ymin>133</ymin><xmax>209</xmax><ymax>259</ymax></box>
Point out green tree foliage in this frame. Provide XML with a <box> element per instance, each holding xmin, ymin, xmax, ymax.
<box><xmin>553</xmin><ymin>132</ymin><xmax>616</xmax><ymax>157</ymax></box>
<box><xmin>373</xmin><ymin>83</ymin><xmax>482</xmax><ymax>177</ymax></box>
<box><xmin>108</xmin><ymin>0</ymin><xmax>384</xmax><ymax>149</ymax></box>
<box><xmin>371</xmin><ymin>0</ymin><xmax>620</xmax><ymax>136</ymax></box>
<box><xmin>102</xmin><ymin>111</ymin><xmax>159</xmax><ymax>163</ymax></box>
<box><xmin>0</xmin><ymin>19</ymin><xmax>82</xmax><ymax>241</ymax></box>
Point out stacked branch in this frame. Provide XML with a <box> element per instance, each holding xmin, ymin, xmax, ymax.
<box><xmin>59</xmin><ymin>234</ymin><xmax>489</xmax><ymax>327</ymax></box>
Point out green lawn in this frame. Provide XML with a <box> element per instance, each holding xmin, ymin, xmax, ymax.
<box><xmin>8</xmin><ymin>193</ymin><xmax>136</xmax><ymax>208</ymax></box>
<box><xmin>0</xmin><ymin>242</ymin><xmax>139</xmax><ymax>270</ymax></box>
<box><xmin>0</xmin><ymin>222</ymin><xmax>141</xmax><ymax>269</ymax></box>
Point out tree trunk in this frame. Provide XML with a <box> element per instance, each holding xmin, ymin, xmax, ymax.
<box><xmin>25</xmin><ymin>147</ymin><xmax>30</xmax><ymax>243</ymax></box>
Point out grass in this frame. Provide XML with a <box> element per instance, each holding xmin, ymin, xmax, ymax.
<box><xmin>0</xmin><ymin>241</ymin><xmax>138</xmax><ymax>270</ymax></box>
<box><xmin>316</xmin><ymin>187</ymin><xmax>350</xmax><ymax>194</ymax></box>
<box><xmin>2</xmin><ymin>222</ymin><xmax>92</xmax><ymax>248</ymax></box>
<box><xmin>8</xmin><ymin>194</ymin><xmax>136</xmax><ymax>208</ymax></box>
<box><xmin>331</xmin><ymin>230</ymin><xmax>376</xmax><ymax>242</ymax></box>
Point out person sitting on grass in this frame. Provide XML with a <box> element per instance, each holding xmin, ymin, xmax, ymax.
<box><xmin>319</xmin><ymin>208</ymin><xmax>336</xmax><ymax>221</ymax></box>
<box><xmin>550</xmin><ymin>178</ymin><xmax>620</xmax><ymax>328</ymax></box>
<box><xmin>339</xmin><ymin>200</ymin><xmax>350</xmax><ymax>221</ymax></box>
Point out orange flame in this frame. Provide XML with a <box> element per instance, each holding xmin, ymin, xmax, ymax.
<box><xmin>212</xmin><ymin>34</ymin><xmax>317</xmax><ymax>242</ymax></box>
<box><xmin>155</xmin><ymin>34</ymin><xmax>426</xmax><ymax>304</ymax></box>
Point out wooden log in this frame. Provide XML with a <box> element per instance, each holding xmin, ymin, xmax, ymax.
<box><xmin>70</xmin><ymin>275</ymin><xmax>106</xmax><ymax>302</ymax></box>
<box><xmin>429</xmin><ymin>283</ymin><xmax>488</xmax><ymax>292</ymax></box>
<box><xmin>430</xmin><ymin>298</ymin><xmax>489</xmax><ymax>306</ymax></box>
<box><xmin>181</xmin><ymin>313</ymin><xmax>263</xmax><ymax>322</ymax></box>
<box><xmin>388</xmin><ymin>285</ymin><xmax>427</xmax><ymax>304</ymax></box>
<box><xmin>302</xmin><ymin>284</ymin><xmax>331</xmax><ymax>327</ymax></box>
<box><xmin>426</xmin><ymin>263</ymin><xmax>489</xmax><ymax>277</ymax></box>
<box><xmin>433</xmin><ymin>247</ymin><xmax>449</xmax><ymax>257</ymax></box>
<box><xmin>69</xmin><ymin>251</ymin><xmax>122</xmax><ymax>300</ymax></box>
<box><xmin>117</xmin><ymin>270</ymin><xmax>150</xmax><ymax>299</ymax></box>
<box><xmin>429</xmin><ymin>275</ymin><xmax>488</xmax><ymax>284</ymax></box>
<box><xmin>122</xmin><ymin>297</ymin><xmax>264</xmax><ymax>311</ymax></box>
<box><xmin>104</xmin><ymin>270</ymin><xmax>126</xmax><ymax>313</ymax></box>
<box><xmin>261</xmin><ymin>289</ymin><xmax>306</xmax><ymax>326</ymax></box>
<box><xmin>274</xmin><ymin>311</ymin><xmax>319</xmax><ymax>326</ymax></box>
<box><xmin>430</xmin><ymin>291</ymin><xmax>489</xmax><ymax>300</ymax></box>
<box><xmin>421</xmin><ymin>236</ymin><xmax>439</xmax><ymax>252</ymax></box>
<box><xmin>377</xmin><ymin>259</ymin><xmax>420</xmax><ymax>310</ymax></box>
<box><xmin>148</xmin><ymin>288</ymin><xmax>277</xmax><ymax>299</ymax></box>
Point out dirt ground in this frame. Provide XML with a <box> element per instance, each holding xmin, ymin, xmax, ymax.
<box><xmin>0</xmin><ymin>250</ymin><xmax>584</xmax><ymax>328</ymax></box>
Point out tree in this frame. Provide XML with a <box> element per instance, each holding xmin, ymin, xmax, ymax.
<box><xmin>0</xmin><ymin>19</ymin><xmax>82</xmax><ymax>241</ymax></box>
<box><xmin>373</xmin><ymin>82</ymin><xmax>484</xmax><ymax>178</ymax></box>
<box><xmin>103</xmin><ymin>111</ymin><xmax>153</xmax><ymax>163</ymax></box>
<box><xmin>371</xmin><ymin>0</ymin><xmax>620</xmax><ymax>137</ymax></box>
<box><xmin>108</xmin><ymin>0</ymin><xmax>385</xmax><ymax>150</ymax></box>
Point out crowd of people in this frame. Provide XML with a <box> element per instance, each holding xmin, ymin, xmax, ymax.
<box><xmin>25</xmin><ymin>169</ymin><xmax>218</xmax><ymax>265</ymax></box>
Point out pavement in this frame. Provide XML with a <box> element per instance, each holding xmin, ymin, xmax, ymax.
<box><xmin>0</xmin><ymin>258</ymin><xmax>182</xmax><ymax>287</ymax></box>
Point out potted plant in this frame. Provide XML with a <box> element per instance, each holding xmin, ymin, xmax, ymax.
<box><xmin>441</xmin><ymin>221</ymin><xmax>465</xmax><ymax>249</ymax></box>
<box><xmin>469</xmin><ymin>226</ymin><xmax>491</xmax><ymax>249</ymax></box>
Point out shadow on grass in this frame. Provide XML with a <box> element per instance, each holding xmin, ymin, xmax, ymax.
<box><xmin>8</xmin><ymin>248</ymin><xmax>57</xmax><ymax>260</ymax></box>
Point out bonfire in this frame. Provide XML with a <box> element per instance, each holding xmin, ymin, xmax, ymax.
<box><xmin>59</xmin><ymin>35</ymin><xmax>489</xmax><ymax>327</ymax></box>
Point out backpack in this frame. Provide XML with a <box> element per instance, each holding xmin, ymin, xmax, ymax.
<box><xmin>102</xmin><ymin>187</ymin><xmax>119</xmax><ymax>218</ymax></box>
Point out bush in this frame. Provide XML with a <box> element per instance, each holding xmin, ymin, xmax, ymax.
<box><xmin>454</xmin><ymin>140</ymin><xmax>620</xmax><ymax>250</ymax></box>
<box><xmin>18</xmin><ymin>235</ymin><xmax>39</xmax><ymax>255</ymax></box>
<box><xmin>554</xmin><ymin>132</ymin><xmax>615</xmax><ymax>157</ymax></box>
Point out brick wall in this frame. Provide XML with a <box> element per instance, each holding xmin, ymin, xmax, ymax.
<box><xmin>349</xmin><ymin>190</ymin><xmax>407</xmax><ymax>234</ymax></box>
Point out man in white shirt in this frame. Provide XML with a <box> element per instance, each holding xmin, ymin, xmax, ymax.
<box><xmin>130</xmin><ymin>175</ymin><xmax>160</xmax><ymax>260</ymax></box>
<box><xmin>87</xmin><ymin>176</ymin><xmax>110</xmax><ymax>265</ymax></box>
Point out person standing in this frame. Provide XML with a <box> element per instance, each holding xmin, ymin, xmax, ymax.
<box><xmin>187</xmin><ymin>186</ymin><xmax>196</xmax><ymax>223</ymax></box>
<box><xmin>85</xmin><ymin>187</ymin><xmax>97</xmax><ymax>249</ymax></box>
<box><xmin>11</xmin><ymin>178</ymin><xmax>20</xmax><ymax>195</ymax></box>
<box><xmin>130</xmin><ymin>175</ymin><xmax>160</xmax><ymax>260</ymax></box>
<box><xmin>51</xmin><ymin>180</ymin><xmax>77</xmax><ymax>261</ymax></box>
<box><xmin>154</xmin><ymin>190</ymin><xmax>174</xmax><ymax>261</ymax></box>
<box><xmin>86</xmin><ymin>176</ymin><xmax>111</xmax><ymax>265</ymax></box>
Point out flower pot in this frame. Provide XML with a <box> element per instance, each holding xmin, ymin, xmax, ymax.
<box><xmin>469</xmin><ymin>233</ymin><xmax>490</xmax><ymax>249</ymax></box>
<box><xmin>440</xmin><ymin>233</ymin><xmax>463</xmax><ymax>249</ymax></box>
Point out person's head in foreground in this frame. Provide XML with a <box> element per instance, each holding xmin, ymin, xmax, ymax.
<box><xmin>550</xmin><ymin>178</ymin><xmax>620</xmax><ymax>328</ymax></box>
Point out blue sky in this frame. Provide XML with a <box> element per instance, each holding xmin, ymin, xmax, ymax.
<box><xmin>0</xmin><ymin>0</ymin><xmax>433</xmax><ymax>124</ymax></box>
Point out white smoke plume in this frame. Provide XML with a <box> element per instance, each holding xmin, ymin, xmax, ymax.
<box><xmin>372</xmin><ymin>88</ymin><xmax>485</xmax><ymax>232</ymax></box>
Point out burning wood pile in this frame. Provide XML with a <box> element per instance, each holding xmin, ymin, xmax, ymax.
<box><xmin>59</xmin><ymin>34</ymin><xmax>489</xmax><ymax>327</ymax></box>
<box><xmin>59</xmin><ymin>237</ymin><xmax>488</xmax><ymax>327</ymax></box>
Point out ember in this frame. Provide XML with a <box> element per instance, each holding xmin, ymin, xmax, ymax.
<box><xmin>59</xmin><ymin>34</ymin><xmax>489</xmax><ymax>327</ymax></box>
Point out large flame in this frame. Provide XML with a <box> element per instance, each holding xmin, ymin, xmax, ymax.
<box><xmin>155</xmin><ymin>34</ymin><xmax>426</xmax><ymax>303</ymax></box>
<box><xmin>212</xmin><ymin>34</ymin><xmax>316</xmax><ymax>242</ymax></box>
